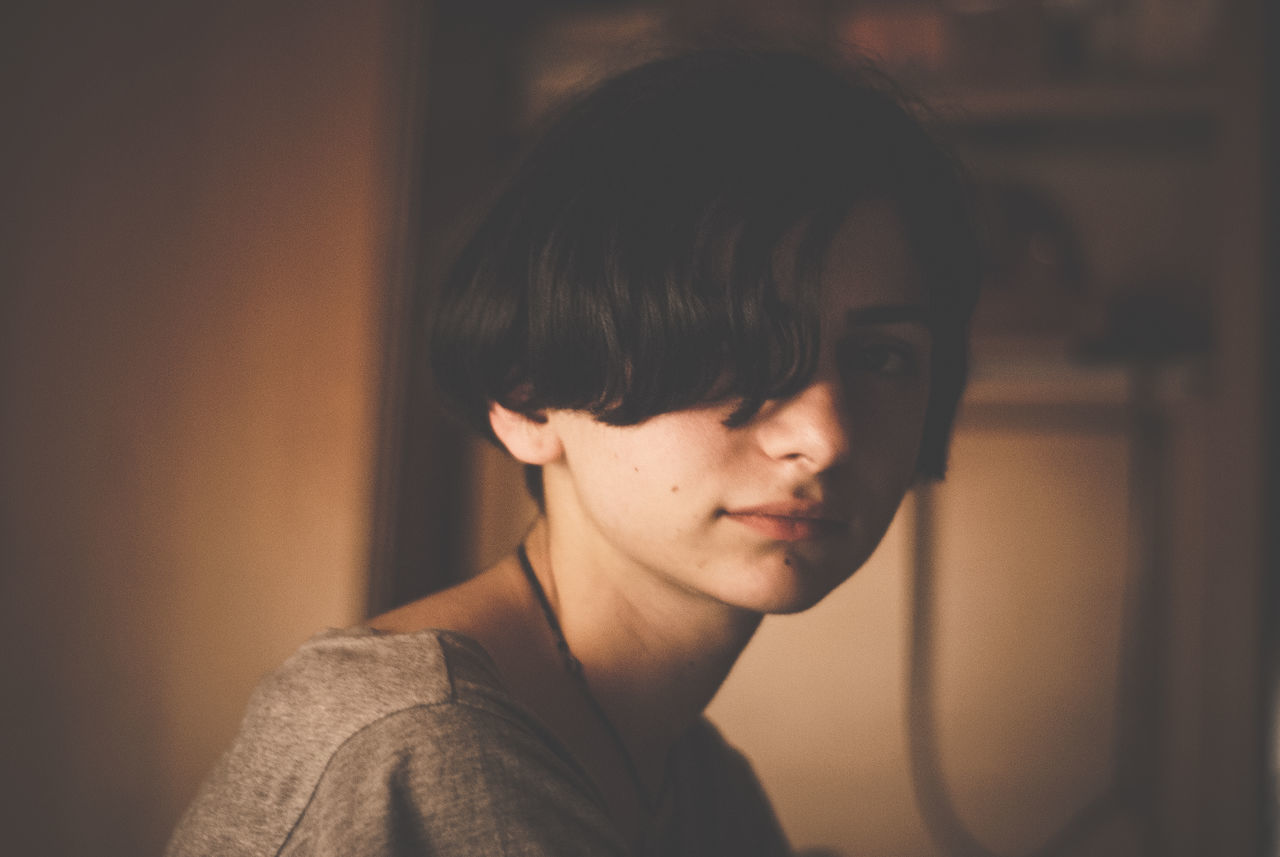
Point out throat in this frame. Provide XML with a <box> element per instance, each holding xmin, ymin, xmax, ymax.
<box><xmin>510</xmin><ymin>529</ymin><xmax>761</xmax><ymax>833</ymax></box>
<box><xmin>517</xmin><ymin>542</ymin><xmax>663</xmax><ymax>814</ymax></box>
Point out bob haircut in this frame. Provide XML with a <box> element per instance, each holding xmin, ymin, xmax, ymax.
<box><xmin>430</xmin><ymin>48</ymin><xmax>981</xmax><ymax>501</ymax></box>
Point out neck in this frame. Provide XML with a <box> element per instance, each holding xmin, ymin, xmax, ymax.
<box><xmin>521</xmin><ymin>517</ymin><xmax>761</xmax><ymax>753</ymax></box>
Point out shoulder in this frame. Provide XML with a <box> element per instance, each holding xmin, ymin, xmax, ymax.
<box><xmin>252</xmin><ymin>626</ymin><xmax>501</xmax><ymax>721</ymax></box>
<box><xmin>168</xmin><ymin>628</ymin><xmax>620</xmax><ymax>857</ymax></box>
<box><xmin>241</xmin><ymin>627</ymin><xmax>528</xmax><ymax>774</ymax></box>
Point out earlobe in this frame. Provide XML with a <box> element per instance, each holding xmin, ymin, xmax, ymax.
<box><xmin>488</xmin><ymin>401</ymin><xmax>564</xmax><ymax>465</ymax></box>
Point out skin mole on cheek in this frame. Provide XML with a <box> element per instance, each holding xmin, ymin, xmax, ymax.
<box><xmin>671</xmin><ymin>485</ymin><xmax>679</xmax><ymax>493</ymax></box>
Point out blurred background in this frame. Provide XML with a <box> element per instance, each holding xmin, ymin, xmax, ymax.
<box><xmin>2</xmin><ymin>1</ymin><xmax>1272</xmax><ymax>855</ymax></box>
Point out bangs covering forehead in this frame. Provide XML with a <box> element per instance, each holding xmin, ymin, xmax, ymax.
<box><xmin>430</xmin><ymin>48</ymin><xmax>980</xmax><ymax>476</ymax></box>
<box><xmin>525</xmin><ymin>197</ymin><xmax>845</xmax><ymax>428</ymax></box>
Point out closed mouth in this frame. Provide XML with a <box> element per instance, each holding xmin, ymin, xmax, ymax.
<box><xmin>719</xmin><ymin>503</ymin><xmax>849</xmax><ymax>541</ymax></box>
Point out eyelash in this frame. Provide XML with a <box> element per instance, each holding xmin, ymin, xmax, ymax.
<box><xmin>836</xmin><ymin>339</ymin><xmax>921</xmax><ymax>379</ymax></box>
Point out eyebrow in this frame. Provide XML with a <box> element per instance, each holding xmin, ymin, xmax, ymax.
<box><xmin>845</xmin><ymin>305</ymin><xmax>933</xmax><ymax>327</ymax></box>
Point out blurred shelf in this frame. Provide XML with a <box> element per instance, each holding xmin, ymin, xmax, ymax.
<box><xmin>926</xmin><ymin>80</ymin><xmax>1221</xmax><ymax>125</ymax></box>
<box><xmin>919</xmin><ymin>80</ymin><xmax>1222</xmax><ymax>151</ymax></box>
<box><xmin>964</xmin><ymin>334</ymin><xmax>1206</xmax><ymax>414</ymax></box>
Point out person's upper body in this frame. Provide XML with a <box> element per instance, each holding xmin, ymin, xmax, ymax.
<box><xmin>167</xmin><ymin>46</ymin><xmax>980</xmax><ymax>856</ymax></box>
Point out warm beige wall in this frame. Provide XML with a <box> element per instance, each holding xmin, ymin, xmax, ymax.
<box><xmin>2</xmin><ymin>4</ymin><xmax>399</xmax><ymax>854</ymax></box>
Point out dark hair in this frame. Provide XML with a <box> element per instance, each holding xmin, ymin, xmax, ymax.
<box><xmin>430</xmin><ymin>48</ymin><xmax>981</xmax><ymax>500</ymax></box>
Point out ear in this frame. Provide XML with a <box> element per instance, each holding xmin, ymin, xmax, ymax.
<box><xmin>488</xmin><ymin>401</ymin><xmax>564</xmax><ymax>465</ymax></box>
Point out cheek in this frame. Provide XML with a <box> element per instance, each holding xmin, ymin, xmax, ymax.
<box><xmin>605</xmin><ymin>414</ymin><xmax>734</xmax><ymax>488</ymax></box>
<box><xmin>569</xmin><ymin>433</ymin><xmax>701</xmax><ymax>519</ymax></box>
<box><xmin>853</xmin><ymin>391</ymin><xmax>930</xmax><ymax>486</ymax></box>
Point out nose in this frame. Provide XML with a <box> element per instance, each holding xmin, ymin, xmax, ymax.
<box><xmin>755</xmin><ymin>378</ymin><xmax>852</xmax><ymax>473</ymax></box>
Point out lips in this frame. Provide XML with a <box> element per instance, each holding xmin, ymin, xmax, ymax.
<box><xmin>720</xmin><ymin>502</ymin><xmax>849</xmax><ymax>541</ymax></box>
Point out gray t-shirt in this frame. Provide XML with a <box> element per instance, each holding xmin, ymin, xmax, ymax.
<box><xmin>166</xmin><ymin>628</ymin><xmax>790</xmax><ymax>856</ymax></box>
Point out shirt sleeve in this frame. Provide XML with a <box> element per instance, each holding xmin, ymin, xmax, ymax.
<box><xmin>277</xmin><ymin>701</ymin><xmax>631</xmax><ymax>857</ymax></box>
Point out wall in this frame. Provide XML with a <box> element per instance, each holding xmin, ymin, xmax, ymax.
<box><xmin>1</xmin><ymin>3</ymin><xmax>398</xmax><ymax>854</ymax></box>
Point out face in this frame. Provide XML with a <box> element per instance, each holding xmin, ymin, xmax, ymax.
<box><xmin>531</xmin><ymin>202</ymin><xmax>932</xmax><ymax>616</ymax></box>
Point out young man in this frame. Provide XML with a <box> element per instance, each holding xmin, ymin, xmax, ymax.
<box><xmin>168</xmin><ymin>48</ymin><xmax>980</xmax><ymax>857</ymax></box>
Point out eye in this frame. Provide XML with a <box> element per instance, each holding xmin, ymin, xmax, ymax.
<box><xmin>836</xmin><ymin>338</ymin><xmax>921</xmax><ymax>379</ymax></box>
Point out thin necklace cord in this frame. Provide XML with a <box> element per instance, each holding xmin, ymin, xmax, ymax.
<box><xmin>515</xmin><ymin>542</ymin><xmax>659</xmax><ymax>816</ymax></box>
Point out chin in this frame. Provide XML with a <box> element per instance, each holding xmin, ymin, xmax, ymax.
<box><xmin>729</xmin><ymin>550</ymin><xmax>865</xmax><ymax>616</ymax></box>
<box><xmin>755</xmin><ymin>591</ymin><xmax>830</xmax><ymax>616</ymax></box>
